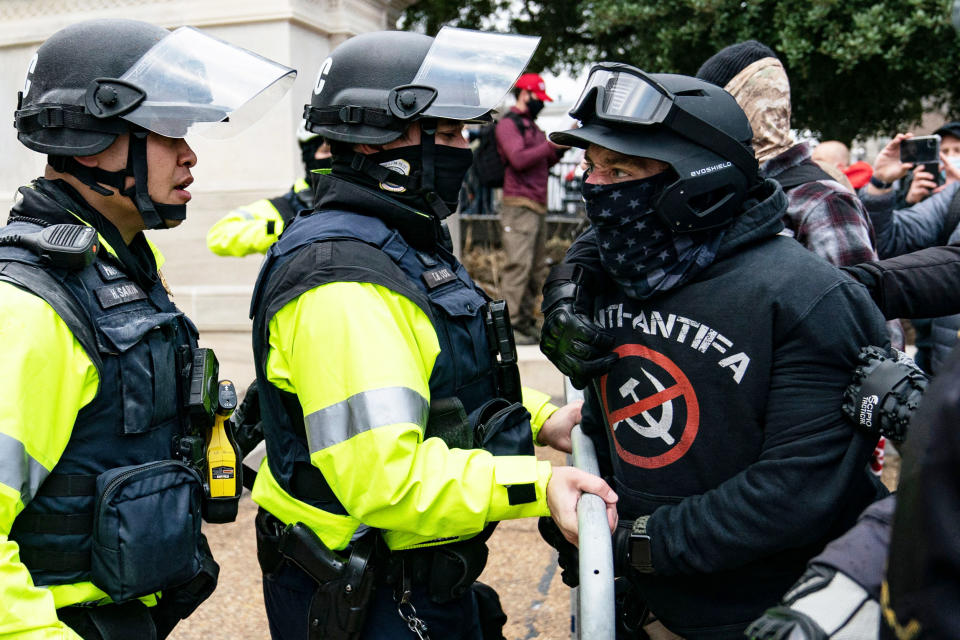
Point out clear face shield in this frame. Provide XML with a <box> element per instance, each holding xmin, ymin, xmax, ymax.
<box><xmin>116</xmin><ymin>26</ymin><xmax>295</xmax><ymax>138</ymax></box>
<box><xmin>411</xmin><ymin>27</ymin><xmax>540</xmax><ymax>122</ymax></box>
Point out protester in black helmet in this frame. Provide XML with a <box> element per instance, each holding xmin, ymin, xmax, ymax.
<box><xmin>247</xmin><ymin>28</ymin><xmax>617</xmax><ymax>640</ymax></box>
<box><xmin>0</xmin><ymin>18</ymin><xmax>293</xmax><ymax>639</ymax></box>
<box><xmin>537</xmin><ymin>64</ymin><xmax>889</xmax><ymax>638</ymax></box>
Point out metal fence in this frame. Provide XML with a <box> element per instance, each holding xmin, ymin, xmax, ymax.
<box><xmin>565</xmin><ymin>380</ymin><xmax>616</xmax><ymax>640</ymax></box>
<box><xmin>460</xmin><ymin>160</ymin><xmax>585</xmax><ymax>220</ymax></box>
<box><xmin>458</xmin><ymin>160</ymin><xmax>586</xmax><ymax>248</ymax></box>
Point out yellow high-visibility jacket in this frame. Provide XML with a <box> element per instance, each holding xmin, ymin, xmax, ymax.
<box><xmin>206</xmin><ymin>178</ymin><xmax>311</xmax><ymax>257</ymax></box>
<box><xmin>0</xmin><ymin>230</ymin><xmax>166</xmax><ymax>639</ymax></box>
<box><xmin>252</xmin><ymin>279</ymin><xmax>559</xmax><ymax>552</ymax></box>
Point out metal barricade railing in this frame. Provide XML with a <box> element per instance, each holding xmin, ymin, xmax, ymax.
<box><xmin>564</xmin><ymin>379</ymin><xmax>615</xmax><ymax>640</ymax></box>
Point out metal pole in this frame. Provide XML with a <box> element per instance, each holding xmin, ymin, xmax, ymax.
<box><xmin>565</xmin><ymin>379</ymin><xmax>616</xmax><ymax>640</ymax></box>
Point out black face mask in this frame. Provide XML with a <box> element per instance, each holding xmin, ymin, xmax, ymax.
<box><xmin>332</xmin><ymin>144</ymin><xmax>473</xmax><ymax>217</ymax></box>
<box><xmin>582</xmin><ymin>173</ymin><xmax>725</xmax><ymax>300</ymax></box>
<box><xmin>432</xmin><ymin>145</ymin><xmax>474</xmax><ymax>216</ymax></box>
<box><xmin>527</xmin><ymin>98</ymin><xmax>545</xmax><ymax>119</ymax></box>
<box><xmin>306</xmin><ymin>156</ymin><xmax>332</xmax><ymax>175</ymax></box>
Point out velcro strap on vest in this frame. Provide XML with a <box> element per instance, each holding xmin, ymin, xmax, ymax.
<box><xmin>15</xmin><ymin>512</ymin><xmax>93</xmax><ymax>535</ymax></box>
<box><xmin>36</xmin><ymin>473</ymin><xmax>97</xmax><ymax>497</ymax></box>
<box><xmin>19</xmin><ymin>545</ymin><xmax>90</xmax><ymax>572</ymax></box>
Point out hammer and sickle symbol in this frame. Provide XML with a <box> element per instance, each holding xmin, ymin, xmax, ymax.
<box><xmin>615</xmin><ymin>370</ymin><xmax>675</xmax><ymax>445</ymax></box>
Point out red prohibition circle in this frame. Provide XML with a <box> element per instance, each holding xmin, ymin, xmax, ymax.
<box><xmin>600</xmin><ymin>344</ymin><xmax>700</xmax><ymax>469</ymax></box>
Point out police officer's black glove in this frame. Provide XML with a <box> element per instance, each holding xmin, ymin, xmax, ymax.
<box><xmin>540</xmin><ymin>265</ymin><xmax>616</xmax><ymax>390</ymax></box>
<box><xmin>233</xmin><ymin>380</ymin><xmax>264</xmax><ymax>459</ymax></box>
<box><xmin>537</xmin><ymin>517</ymin><xmax>579</xmax><ymax>587</ymax></box>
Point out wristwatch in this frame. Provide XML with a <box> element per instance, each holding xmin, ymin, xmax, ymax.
<box><xmin>869</xmin><ymin>175</ymin><xmax>893</xmax><ymax>189</ymax></box>
<box><xmin>628</xmin><ymin>515</ymin><xmax>654</xmax><ymax>574</ymax></box>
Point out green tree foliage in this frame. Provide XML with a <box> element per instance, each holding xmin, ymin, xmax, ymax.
<box><xmin>400</xmin><ymin>0</ymin><xmax>960</xmax><ymax>142</ymax></box>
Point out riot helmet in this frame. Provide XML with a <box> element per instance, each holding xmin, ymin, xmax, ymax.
<box><xmin>303</xmin><ymin>27</ymin><xmax>539</xmax><ymax>219</ymax></box>
<box><xmin>551</xmin><ymin>63</ymin><xmax>760</xmax><ymax>232</ymax></box>
<box><xmin>15</xmin><ymin>19</ymin><xmax>295</xmax><ymax>229</ymax></box>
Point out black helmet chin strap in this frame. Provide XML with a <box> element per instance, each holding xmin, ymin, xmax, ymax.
<box><xmin>48</xmin><ymin>155</ymin><xmax>128</xmax><ymax>197</ymax></box>
<box><xmin>53</xmin><ymin>128</ymin><xmax>185</xmax><ymax>231</ymax></box>
<box><xmin>418</xmin><ymin>118</ymin><xmax>453</xmax><ymax>219</ymax></box>
<box><xmin>121</xmin><ymin>129</ymin><xmax>185</xmax><ymax>230</ymax></box>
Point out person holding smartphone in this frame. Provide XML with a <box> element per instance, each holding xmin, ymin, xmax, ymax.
<box><xmin>896</xmin><ymin>124</ymin><xmax>960</xmax><ymax>206</ymax></box>
<box><xmin>862</xmin><ymin>133</ymin><xmax>960</xmax><ymax>374</ymax></box>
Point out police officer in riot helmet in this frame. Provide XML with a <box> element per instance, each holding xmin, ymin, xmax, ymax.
<box><xmin>248</xmin><ymin>28</ymin><xmax>617</xmax><ymax>640</ymax></box>
<box><xmin>538</xmin><ymin>64</ymin><xmax>889</xmax><ymax>638</ymax></box>
<box><xmin>0</xmin><ymin>18</ymin><xmax>292</xmax><ymax>639</ymax></box>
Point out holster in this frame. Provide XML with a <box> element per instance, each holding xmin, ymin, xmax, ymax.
<box><xmin>306</xmin><ymin>534</ymin><xmax>377</xmax><ymax>640</ymax></box>
<box><xmin>255</xmin><ymin>510</ymin><xmax>376</xmax><ymax>640</ymax></box>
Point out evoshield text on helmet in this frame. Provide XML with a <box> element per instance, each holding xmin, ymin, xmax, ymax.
<box><xmin>553</xmin><ymin>63</ymin><xmax>760</xmax><ymax>232</ymax></box>
<box><xmin>303</xmin><ymin>27</ymin><xmax>539</xmax><ymax>221</ymax></box>
<box><xmin>15</xmin><ymin>19</ymin><xmax>295</xmax><ymax>230</ymax></box>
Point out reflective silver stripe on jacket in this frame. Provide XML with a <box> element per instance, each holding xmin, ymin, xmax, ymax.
<box><xmin>305</xmin><ymin>386</ymin><xmax>429</xmax><ymax>453</ymax></box>
<box><xmin>0</xmin><ymin>431</ymin><xmax>50</xmax><ymax>506</ymax></box>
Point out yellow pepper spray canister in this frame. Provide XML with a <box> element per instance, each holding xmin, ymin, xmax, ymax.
<box><xmin>203</xmin><ymin>379</ymin><xmax>242</xmax><ymax>523</ymax></box>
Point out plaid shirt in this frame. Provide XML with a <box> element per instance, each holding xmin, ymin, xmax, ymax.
<box><xmin>762</xmin><ymin>143</ymin><xmax>903</xmax><ymax>349</ymax></box>
<box><xmin>762</xmin><ymin>142</ymin><xmax>879</xmax><ymax>267</ymax></box>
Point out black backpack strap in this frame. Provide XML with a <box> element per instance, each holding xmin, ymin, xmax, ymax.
<box><xmin>938</xmin><ymin>185</ymin><xmax>960</xmax><ymax>245</ymax></box>
<box><xmin>0</xmin><ymin>260</ymin><xmax>102</xmax><ymax>373</ymax></box>
<box><xmin>773</xmin><ymin>160</ymin><xmax>835</xmax><ymax>191</ymax></box>
<box><xmin>502</xmin><ymin>111</ymin><xmax>528</xmax><ymax>138</ymax></box>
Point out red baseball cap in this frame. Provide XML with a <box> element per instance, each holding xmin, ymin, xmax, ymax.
<box><xmin>515</xmin><ymin>73</ymin><xmax>553</xmax><ymax>102</ymax></box>
<box><xmin>844</xmin><ymin>161</ymin><xmax>874</xmax><ymax>190</ymax></box>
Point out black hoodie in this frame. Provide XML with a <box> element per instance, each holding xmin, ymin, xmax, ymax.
<box><xmin>570</xmin><ymin>180</ymin><xmax>889</xmax><ymax>638</ymax></box>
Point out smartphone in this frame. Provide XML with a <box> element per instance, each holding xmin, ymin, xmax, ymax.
<box><xmin>901</xmin><ymin>135</ymin><xmax>943</xmax><ymax>186</ymax></box>
<box><xmin>900</xmin><ymin>135</ymin><xmax>940</xmax><ymax>164</ymax></box>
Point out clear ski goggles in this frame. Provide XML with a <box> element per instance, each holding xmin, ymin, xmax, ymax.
<box><xmin>411</xmin><ymin>27</ymin><xmax>540</xmax><ymax>121</ymax></box>
<box><xmin>115</xmin><ymin>26</ymin><xmax>295</xmax><ymax>138</ymax></box>
<box><xmin>568</xmin><ymin>61</ymin><xmax>759</xmax><ymax>184</ymax></box>
<box><xmin>569</xmin><ymin>62</ymin><xmax>676</xmax><ymax>127</ymax></box>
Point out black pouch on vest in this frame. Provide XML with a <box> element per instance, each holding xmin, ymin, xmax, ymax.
<box><xmin>474</xmin><ymin>398</ymin><xmax>534</xmax><ymax>457</ymax></box>
<box><xmin>91</xmin><ymin>460</ymin><xmax>204</xmax><ymax>602</ymax></box>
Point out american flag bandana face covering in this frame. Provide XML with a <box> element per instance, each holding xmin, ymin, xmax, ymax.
<box><xmin>582</xmin><ymin>175</ymin><xmax>725</xmax><ymax>300</ymax></box>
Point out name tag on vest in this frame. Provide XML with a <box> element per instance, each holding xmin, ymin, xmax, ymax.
<box><xmin>95</xmin><ymin>261</ymin><xmax>126</xmax><ymax>282</ymax></box>
<box><xmin>95</xmin><ymin>282</ymin><xmax>147</xmax><ymax>309</ymax></box>
<box><xmin>422</xmin><ymin>267</ymin><xmax>457</xmax><ymax>289</ymax></box>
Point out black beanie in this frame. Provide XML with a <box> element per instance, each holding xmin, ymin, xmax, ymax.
<box><xmin>696</xmin><ymin>40</ymin><xmax>779</xmax><ymax>89</ymax></box>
